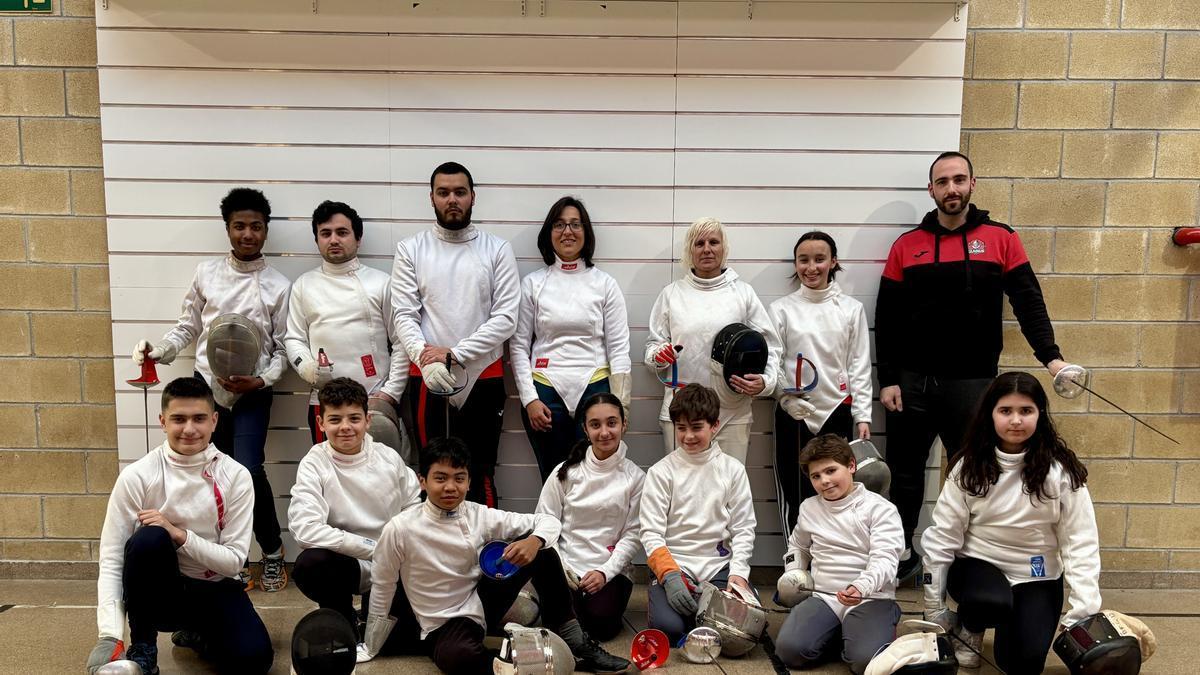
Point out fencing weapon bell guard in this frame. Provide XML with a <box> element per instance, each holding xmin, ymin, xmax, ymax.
<box><xmin>95</xmin><ymin>662</ymin><xmax>143</xmax><ymax>675</ymax></box>
<box><xmin>680</xmin><ymin>627</ymin><xmax>722</xmax><ymax>664</ymax></box>
<box><xmin>480</xmin><ymin>540</ymin><xmax>520</xmax><ymax>580</ymax></box>
<box><xmin>782</xmin><ymin>352</ymin><xmax>820</xmax><ymax>395</ymax></box>
<box><xmin>206</xmin><ymin>313</ymin><xmax>263</xmax><ymax>409</ymax></box>
<box><xmin>774</xmin><ymin>569</ymin><xmax>815</xmax><ymax>608</ymax></box>
<box><xmin>1054</xmin><ymin>612</ymin><xmax>1144</xmax><ymax>675</ymax></box>
<box><xmin>291</xmin><ymin>608</ymin><xmax>357</xmax><ymax>675</ymax></box>
<box><xmin>127</xmin><ymin>346</ymin><xmax>161</xmax><ymax>455</ymax></box>
<box><xmin>1053</xmin><ymin>365</ymin><xmax>1179</xmax><ymax>445</ymax></box>
<box><xmin>849</xmin><ymin>439</ymin><xmax>891</xmax><ymax>496</ymax></box>
<box><xmin>630</xmin><ymin>629</ymin><xmax>670</xmax><ymax>670</ymax></box>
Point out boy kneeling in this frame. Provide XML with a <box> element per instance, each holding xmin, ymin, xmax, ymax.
<box><xmin>359</xmin><ymin>437</ymin><xmax>631</xmax><ymax>674</ymax></box>
<box><xmin>640</xmin><ymin>383</ymin><xmax>757</xmax><ymax>643</ymax></box>
<box><xmin>288</xmin><ymin>378</ymin><xmax>422</xmax><ymax>629</ymax></box>
<box><xmin>775</xmin><ymin>435</ymin><xmax>904</xmax><ymax>674</ymax></box>
<box><xmin>87</xmin><ymin>377</ymin><xmax>272</xmax><ymax>675</ymax></box>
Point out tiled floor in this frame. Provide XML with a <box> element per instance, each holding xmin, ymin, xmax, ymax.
<box><xmin>1</xmin><ymin>579</ymin><xmax>1192</xmax><ymax>673</ymax></box>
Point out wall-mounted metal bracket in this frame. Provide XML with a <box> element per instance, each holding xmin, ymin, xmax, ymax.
<box><xmin>521</xmin><ymin>0</ymin><xmax>545</xmax><ymax>17</ymax></box>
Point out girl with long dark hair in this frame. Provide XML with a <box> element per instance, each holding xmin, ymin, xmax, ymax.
<box><xmin>920</xmin><ymin>371</ymin><xmax>1100</xmax><ymax>673</ymax></box>
<box><xmin>535</xmin><ymin>392</ymin><xmax>645</xmax><ymax>640</ymax></box>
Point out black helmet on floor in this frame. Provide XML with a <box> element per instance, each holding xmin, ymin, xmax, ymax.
<box><xmin>291</xmin><ymin>608</ymin><xmax>357</xmax><ymax>675</ymax></box>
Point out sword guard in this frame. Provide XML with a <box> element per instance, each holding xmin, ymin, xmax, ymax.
<box><xmin>127</xmin><ymin>349</ymin><xmax>160</xmax><ymax>389</ymax></box>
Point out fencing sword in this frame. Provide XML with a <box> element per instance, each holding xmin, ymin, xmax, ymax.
<box><xmin>127</xmin><ymin>347</ymin><xmax>161</xmax><ymax>454</ymax></box>
<box><xmin>1053</xmin><ymin>366</ymin><xmax>1179</xmax><ymax>445</ymax></box>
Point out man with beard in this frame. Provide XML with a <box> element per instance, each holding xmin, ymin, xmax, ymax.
<box><xmin>389</xmin><ymin>162</ymin><xmax>520</xmax><ymax>506</ymax></box>
<box><xmin>874</xmin><ymin>152</ymin><xmax>1069</xmax><ymax>583</ymax></box>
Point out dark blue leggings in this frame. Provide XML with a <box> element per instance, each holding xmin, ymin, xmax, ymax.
<box><xmin>123</xmin><ymin>526</ymin><xmax>274</xmax><ymax>673</ymax></box>
<box><xmin>206</xmin><ymin>377</ymin><xmax>282</xmax><ymax>555</ymax></box>
<box><xmin>520</xmin><ymin>377</ymin><xmax>611</xmax><ymax>482</ymax></box>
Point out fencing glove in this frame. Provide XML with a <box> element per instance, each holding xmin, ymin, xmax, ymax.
<box><xmin>132</xmin><ymin>339</ymin><xmax>177</xmax><ymax>366</ymax></box>
<box><xmin>86</xmin><ymin>637</ymin><xmax>125</xmax><ymax>675</ymax></box>
<box><xmin>1103</xmin><ymin>610</ymin><xmax>1157</xmax><ymax>662</ymax></box>
<box><xmin>356</xmin><ymin>614</ymin><xmax>397</xmax><ymax>663</ymax></box>
<box><xmin>651</xmin><ymin>343</ymin><xmax>678</xmax><ymax>368</ymax></box>
<box><xmin>609</xmin><ymin>371</ymin><xmax>632</xmax><ymax>414</ymax></box>
<box><xmin>865</xmin><ymin>633</ymin><xmax>941</xmax><ymax>675</ymax></box>
<box><xmin>662</xmin><ymin>571</ymin><xmax>699</xmax><ymax>617</ymax></box>
<box><xmin>780</xmin><ymin>394</ymin><xmax>817</xmax><ymax>420</ymax></box>
<box><xmin>419</xmin><ymin>360</ymin><xmax>456</xmax><ymax>394</ymax></box>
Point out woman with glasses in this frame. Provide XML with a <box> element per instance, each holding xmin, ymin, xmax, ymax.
<box><xmin>645</xmin><ymin>217</ymin><xmax>781</xmax><ymax>463</ymax></box>
<box><xmin>511</xmin><ymin>196</ymin><xmax>632</xmax><ymax>481</ymax></box>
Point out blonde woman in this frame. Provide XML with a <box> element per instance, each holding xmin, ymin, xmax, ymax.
<box><xmin>644</xmin><ymin>218</ymin><xmax>781</xmax><ymax>462</ymax></box>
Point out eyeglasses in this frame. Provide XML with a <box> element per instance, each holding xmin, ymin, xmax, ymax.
<box><xmin>552</xmin><ymin>221</ymin><xmax>584</xmax><ymax>232</ymax></box>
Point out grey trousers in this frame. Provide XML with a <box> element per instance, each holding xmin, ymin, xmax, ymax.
<box><xmin>774</xmin><ymin>596</ymin><xmax>901</xmax><ymax>675</ymax></box>
<box><xmin>646</xmin><ymin>566</ymin><xmax>731</xmax><ymax>644</ymax></box>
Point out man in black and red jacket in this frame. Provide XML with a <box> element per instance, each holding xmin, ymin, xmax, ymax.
<box><xmin>875</xmin><ymin>152</ymin><xmax>1071</xmax><ymax>582</ymax></box>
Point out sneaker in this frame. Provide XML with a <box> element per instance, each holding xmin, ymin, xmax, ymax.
<box><xmin>260</xmin><ymin>549</ymin><xmax>288</xmax><ymax>592</ymax></box>
<box><xmin>558</xmin><ymin>620</ymin><xmax>630</xmax><ymax>674</ymax></box>
<box><xmin>896</xmin><ymin>553</ymin><xmax>922</xmax><ymax>586</ymax></box>
<box><xmin>239</xmin><ymin>563</ymin><xmax>255</xmax><ymax>591</ymax></box>
<box><xmin>171</xmin><ymin>630</ymin><xmax>207</xmax><ymax>656</ymax></box>
<box><xmin>952</xmin><ymin>625</ymin><xmax>984</xmax><ymax>669</ymax></box>
<box><xmin>124</xmin><ymin>642</ymin><xmax>160</xmax><ymax>675</ymax></box>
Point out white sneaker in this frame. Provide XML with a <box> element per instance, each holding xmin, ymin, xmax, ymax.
<box><xmin>953</xmin><ymin>625</ymin><xmax>984</xmax><ymax>669</ymax></box>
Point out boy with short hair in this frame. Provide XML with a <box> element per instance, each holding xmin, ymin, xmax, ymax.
<box><xmin>358</xmin><ymin>437</ymin><xmax>631</xmax><ymax>674</ymax></box>
<box><xmin>288</xmin><ymin>377</ymin><xmax>422</xmax><ymax>629</ymax></box>
<box><xmin>86</xmin><ymin>377</ymin><xmax>273</xmax><ymax>675</ymax></box>
<box><xmin>132</xmin><ymin>187</ymin><xmax>290</xmax><ymax>592</ymax></box>
<box><xmin>640</xmin><ymin>383</ymin><xmax>757</xmax><ymax>643</ymax></box>
<box><xmin>774</xmin><ymin>434</ymin><xmax>904</xmax><ymax>674</ymax></box>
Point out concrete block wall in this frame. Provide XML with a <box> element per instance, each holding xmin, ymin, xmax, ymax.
<box><xmin>0</xmin><ymin>0</ymin><xmax>1196</xmax><ymax>586</ymax></box>
<box><xmin>968</xmin><ymin>0</ymin><xmax>1200</xmax><ymax>587</ymax></box>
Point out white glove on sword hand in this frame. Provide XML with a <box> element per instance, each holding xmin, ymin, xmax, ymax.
<box><xmin>780</xmin><ymin>394</ymin><xmax>817</xmax><ymax>420</ymax></box>
<box><xmin>132</xmin><ymin>339</ymin><xmax>177</xmax><ymax>366</ymax></box>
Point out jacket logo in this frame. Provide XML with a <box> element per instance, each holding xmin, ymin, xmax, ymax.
<box><xmin>913</xmin><ymin>250</ymin><xmax>929</xmax><ymax>258</ymax></box>
<box><xmin>535</xmin><ymin>358</ymin><xmax>549</xmax><ymax>368</ymax></box>
<box><xmin>968</xmin><ymin>239</ymin><xmax>986</xmax><ymax>256</ymax></box>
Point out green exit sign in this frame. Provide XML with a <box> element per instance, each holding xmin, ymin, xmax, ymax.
<box><xmin>0</xmin><ymin>0</ymin><xmax>52</xmax><ymax>12</ymax></box>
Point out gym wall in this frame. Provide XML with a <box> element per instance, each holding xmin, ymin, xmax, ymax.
<box><xmin>0</xmin><ymin>0</ymin><xmax>1196</xmax><ymax>585</ymax></box>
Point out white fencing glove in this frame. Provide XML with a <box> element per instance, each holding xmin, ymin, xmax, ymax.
<box><xmin>780</xmin><ymin>394</ymin><xmax>817</xmax><ymax>420</ymax></box>
<box><xmin>357</xmin><ymin>614</ymin><xmax>398</xmax><ymax>663</ymax></box>
<box><xmin>314</xmin><ymin>363</ymin><xmax>335</xmax><ymax>389</ymax></box>
<box><xmin>609</xmin><ymin>371</ymin><xmax>632</xmax><ymax>415</ymax></box>
<box><xmin>132</xmin><ymin>339</ymin><xmax>177</xmax><ymax>366</ymax></box>
<box><xmin>420</xmin><ymin>360</ymin><xmax>456</xmax><ymax>394</ymax></box>
<box><xmin>1103</xmin><ymin>610</ymin><xmax>1157</xmax><ymax>662</ymax></box>
<box><xmin>775</xmin><ymin>569</ymin><xmax>815</xmax><ymax>608</ymax></box>
<box><xmin>86</xmin><ymin>637</ymin><xmax>125</xmax><ymax>674</ymax></box>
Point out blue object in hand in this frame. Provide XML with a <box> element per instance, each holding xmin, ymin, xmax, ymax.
<box><xmin>479</xmin><ymin>540</ymin><xmax>519</xmax><ymax>580</ymax></box>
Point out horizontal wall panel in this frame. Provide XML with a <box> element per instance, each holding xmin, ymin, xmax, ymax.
<box><xmin>103</xmin><ymin>182</ymin><xmax>678</xmax><ymax>222</ymax></box>
<box><xmin>676</xmin><ymin>77</ymin><xmax>964</xmax><ymax>115</ymax></box>
<box><xmin>98</xmin><ymin>30</ymin><xmax>678</xmax><ymax>74</ymax></box>
<box><xmin>673</xmin><ymin>188</ymin><xmax>931</xmax><ymax>225</ymax></box>
<box><xmin>98</xmin><ymin>0</ymin><xmax>680</xmax><ymax>37</ymax></box>
<box><xmin>674</xmin><ymin>151</ymin><xmax>935</xmax><ymax>189</ymax></box>
<box><xmin>100</xmin><ymin>70</ymin><xmax>679</xmax><ymax>112</ymax></box>
<box><xmin>102</xmin><ymin>108</ymin><xmax>676</xmax><ymax>149</ymax></box>
<box><xmin>678</xmin><ymin>38</ymin><xmax>965</xmax><ymax>78</ymax></box>
<box><xmin>677</xmin><ymin>1</ymin><xmax>966</xmax><ymax>40</ymax></box>
<box><xmin>675</xmin><ymin>114</ymin><xmax>960</xmax><ymax>152</ymax></box>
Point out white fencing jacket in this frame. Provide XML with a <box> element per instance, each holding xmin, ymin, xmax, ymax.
<box><xmin>644</xmin><ymin>269</ymin><xmax>781</xmax><ymax>426</ymax></box>
<box><xmin>920</xmin><ymin>449</ymin><xmax>1102</xmax><ymax>625</ymax></box>
<box><xmin>287</xmin><ymin>435</ymin><xmax>422</xmax><ymax>592</ymax></box>
<box><xmin>536</xmin><ymin>442</ymin><xmax>645</xmax><ymax>581</ymax></box>
<box><xmin>96</xmin><ymin>443</ymin><xmax>253</xmax><ymax>639</ymax></box>
<box><xmin>511</xmin><ymin>258</ymin><xmax>632</xmax><ymax>413</ymax></box>
<box><xmin>389</xmin><ymin>224</ymin><xmax>520</xmax><ymax>407</ymax></box>
<box><xmin>640</xmin><ymin>442</ymin><xmax>757</xmax><ymax>582</ymax></box>
<box><xmin>369</xmin><ymin>499</ymin><xmax>561</xmax><ymax>638</ymax></box>
<box><xmin>768</xmin><ymin>281</ymin><xmax>873</xmax><ymax>432</ymax></box>
<box><xmin>160</xmin><ymin>254</ymin><xmax>290</xmax><ymax>406</ymax></box>
<box><xmin>285</xmin><ymin>257</ymin><xmax>408</xmax><ymax>404</ymax></box>
<box><xmin>784</xmin><ymin>483</ymin><xmax>904</xmax><ymax>619</ymax></box>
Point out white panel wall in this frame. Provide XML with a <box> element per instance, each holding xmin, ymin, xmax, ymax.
<box><xmin>99</xmin><ymin>0</ymin><xmax>967</xmax><ymax>564</ymax></box>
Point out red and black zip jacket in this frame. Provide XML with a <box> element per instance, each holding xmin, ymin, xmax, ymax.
<box><xmin>874</xmin><ymin>204</ymin><xmax>1062</xmax><ymax>387</ymax></box>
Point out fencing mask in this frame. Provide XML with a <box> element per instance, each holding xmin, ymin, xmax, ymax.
<box><xmin>710</xmin><ymin>323</ymin><xmax>769</xmax><ymax>392</ymax></box>
<box><xmin>206</xmin><ymin>313</ymin><xmax>262</xmax><ymax>408</ymax></box>
<box><xmin>291</xmin><ymin>608</ymin><xmax>357</xmax><ymax>675</ymax></box>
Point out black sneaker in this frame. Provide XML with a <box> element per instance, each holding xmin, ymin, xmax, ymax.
<box><xmin>124</xmin><ymin>642</ymin><xmax>160</xmax><ymax>675</ymax></box>
<box><xmin>572</xmin><ymin>636</ymin><xmax>631</xmax><ymax>674</ymax></box>
<box><xmin>171</xmin><ymin>629</ymin><xmax>208</xmax><ymax>656</ymax></box>
<box><xmin>896</xmin><ymin>554</ymin><xmax>922</xmax><ymax>586</ymax></box>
